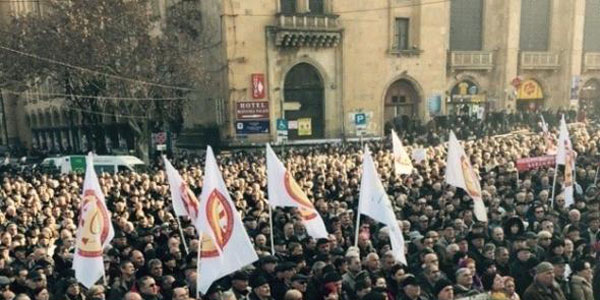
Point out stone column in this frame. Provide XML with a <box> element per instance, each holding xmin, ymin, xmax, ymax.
<box><xmin>502</xmin><ymin>0</ymin><xmax>521</xmax><ymax>111</ymax></box>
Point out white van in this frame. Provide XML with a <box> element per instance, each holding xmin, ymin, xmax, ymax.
<box><xmin>41</xmin><ymin>155</ymin><xmax>146</xmax><ymax>174</ymax></box>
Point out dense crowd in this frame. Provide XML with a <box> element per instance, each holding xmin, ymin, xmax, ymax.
<box><xmin>0</xmin><ymin>110</ymin><xmax>599</xmax><ymax>300</ymax></box>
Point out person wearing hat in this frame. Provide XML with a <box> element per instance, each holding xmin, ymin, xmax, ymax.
<box><xmin>252</xmin><ymin>255</ymin><xmax>278</xmax><ymax>286</ymax></box>
<box><xmin>290</xmin><ymin>274</ymin><xmax>308</xmax><ymax>294</ymax></box>
<box><xmin>398</xmin><ymin>274</ymin><xmax>427</xmax><ymax>300</ymax></box>
<box><xmin>548</xmin><ymin>256</ymin><xmax>570</xmax><ymax>299</ymax></box>
<box><xmin>228</xmin><ymin>271</ymin><xmax>250</xmax><ymax>300</ymax></box>
<box><xmin>433</xmin><ymin>278</ymin><xmax>453</xmax><ymax>300</ymax></box>
<box><xmin>0</xmin><ymin>276</ymin><xmax>15</xmax><ymax>300</ymax></box>
<box><xmin>59</xmin><ymin>277</ymin><xmax>84</xmax><ymax>300</ymax></box>
<box><xmin>249</xmin><ymin>276</ymin><xmax>273</xmax><ymax>300</ymax></box>
<box><xmin>272</xmin><ymin>262</ymin><xmax>296</xmax><ymax>300</ymax></box>
<box><xmin>523</xmin><ymin>262</ymin><xmax>567</xmax><ymax>300</ymax></box>
<box><xmin>569</xmin><ymin>260</ymin><xmax>593</xmax><ymax>300</ymax></box>
<box><xmin>582</xmin><ymin>215</ymin><xmax>600</xmax><ymax>245</ymax></box>
<box><xmin>509</xmin><ymin>245</ymin><xmax>536</xmax><ymax>296</ymax></box>
<box><xmin>524</xmin><ymin>231</ymin><xmax>545</xmax><ymax>259</ymax></box>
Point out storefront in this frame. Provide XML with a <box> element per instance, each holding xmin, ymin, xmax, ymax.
<box><xmin>447</xmin><ymin>80</ymin><xmax>486</xmax><ymax>116</ymax></box>
<box><xmin>516</xmin><ymin>79</ymin><xmax>544</xmax><ymax>111</ymax></box>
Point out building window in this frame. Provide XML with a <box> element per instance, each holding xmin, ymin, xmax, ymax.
<box><xmin>280</xmin><ymin>0</ymin><xmax>296</xmax><ymax>14</ymax></box>
<box><xmin>450</xmin><ymin>0</ymin><xmax>483</xmax><ymax>51</ymax></box>
<box><xmin>584</xmin><ymin>0</ymin><xmax>600</xmax><ymax>51</ymax></box>
<box><xmin>394</xmin><ymin>18</ymin><xmax>409</xmax><ymax>50</ymax></box>
<box><xmin>520</xmin><ymin>0</ymin><xmax>551</xmax><ymax>51</ymax></box>
<box><xmin>309</xmin><ymin>0</ymin><xmax>324</xmax><ymax>14</ymax></box>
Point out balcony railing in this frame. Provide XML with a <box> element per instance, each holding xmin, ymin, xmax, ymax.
<box><xmin>448</xmin><ymin>51</ymin><xmax>494</xmax><ymax>70</ymax></box>
<box><xmin>583</xmin><ymin>52</ymin><xmax>600</xmax><ymax>71</ymax></box>
<box><xmin>277</xmin><ymin>14</ymin><xmax>340</xmax><ymax>31</ymax></box>
<box><xmin>520</xmin><ymin>52</ymin><xmax>560</xmax><ymax>70</ymax></box>
<box><xmin>272</xmin><ymin>14</ymin><xmax>342</xmax><ymax>48</ymax></box>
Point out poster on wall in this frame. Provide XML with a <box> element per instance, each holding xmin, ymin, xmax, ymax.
<box><xmin>251</xmin><ymin>74</ymin><xmax>266</xmax><ymax>99</ymax></box>
<box><xmin>517</xmin><ymin>79</ymin><xmax>544</xmax><ymax>100</ymax></box>
<box><xmin>450</xmin><ymin>80</ymin><xmax>485</xmax><ymax>103</ymax></box>
<box><xmin>297</xmin><ymin>118</ymin><xmax>312</xmax><ymax>136</ymax></box>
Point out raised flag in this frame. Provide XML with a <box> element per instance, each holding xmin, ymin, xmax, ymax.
<box><xmin>266</xmin><ymin>144</ymin><xmax>328</xmax><ymax>239</ymax></box>
<box><xmin>358</xmin><ymin>145</ymin><xmax>407</xmax><ymax>265</ymax></box>
<box><xmin>196</xmin><ymin>146</ymin><xmax>258</xmax><ymax>294</ymax></box>
<box><xmin>392</xmin><ymin>130</ymin><xmax>413</xmax><ymax>175</ymax></box>
<box><xmin>556</xmin><ymin>115</ymin><xmax>575</xmax><ymax>206</ymax></box>
<box><xmin>445</xmin><ymin>131</ymin><xmax>487</xmax><ymax>222</ymax></box>
<box><xmin>73</xmin><ymin>153</ymin><xmax>115</xmax><ymax>288</ymax></box>
<box><xmin>164</xmin><ymin>156</ymin><xmax>200</xmax><ymax>222</ymax></box>
<box><xmin>540</xmin><ymin>115</ymin><xmax>557</xmax><ymax>155</ymax></box>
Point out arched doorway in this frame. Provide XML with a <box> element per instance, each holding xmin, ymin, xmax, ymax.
<box><xmin>284</xmin><ymin>63</ymin><xmax>324</xmax><ymax>140</ymax></box>
<box><xmin>581</xmin><ymin>79</ymin><xmax>600</xmax><ymax>115</ymax></box>
<box><xmin>516</xmin><ymin>79</ymin><xmax>545</xmax><ymax>111</ymax></box>
<box><xmin>384</xmin><ymin>79</ymin><xmax>420</xmax><ymax>125</ymax></box>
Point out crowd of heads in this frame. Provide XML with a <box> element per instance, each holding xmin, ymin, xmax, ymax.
<box><xmin>0</xmin><ymin>110</ymin><xmax>599</xmax><ymax>300</ymax></box>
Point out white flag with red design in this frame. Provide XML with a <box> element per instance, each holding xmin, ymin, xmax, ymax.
<box><xmin>196</xmin><ymin>146</ymin><xmax>258</xmax><ymax>294</ymax></box>
<box><xmin>557</xmin><ymin>115</ymin><xmax>575</xmax><ymax>206</ymax></box>
<box><xmin>392</xmin><ymin>130</ymin><xmax>413</xmax><ymax>175</ymax></box>
<box><xmin>540</xmin><ymin>115</ymin><xmax>557</xmax><ymax>155</ymax></box>
<box><xmin>73</xmin><ymin>153</ymin><xmax>115</xmax><ymax>288</ymax></box>
<box><xmin>163</xmin><ymin>156</ymin><xmax>201</xmax><ymax>229</ymax></box>
<box><xmin>358</xmin><ymin>145</ymin><xmax>407</xmax><ymax>265</ymax></box>
<box><xmin>445</xmin><ymin>131</ymin><xmax>487</xmax><ymax>222</ymax></box>
<box><xmin>266</xmin><ymin>143</ymin><xmax>329</xmax><ymax>239</ymax></box>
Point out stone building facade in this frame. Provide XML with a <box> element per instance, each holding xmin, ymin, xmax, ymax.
<box><xmin>2</xmin><ymin>0</ymin><xmax>600</xmax><ymax>150</ymax></box>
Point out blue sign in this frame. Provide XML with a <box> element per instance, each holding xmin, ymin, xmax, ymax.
<box><xmin>276</xmin><ymin>118</ymin><xmax>288</xmax><ymax>131</ymax></box>
<box><xmin>236</xmin><ymin>121</ymin><xmax>270</xmax><ymax>135</ymax></box>
<box><xmin>355</xmin><ymin>113</ymin><xmax>366</xmax><ymax>126</ymax></box>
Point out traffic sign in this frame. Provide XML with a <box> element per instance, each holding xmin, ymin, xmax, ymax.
<box><xmin>276</xmin><ymin>118</ymin><xmax>288</xmax><ymax>131</ymax></box>
<box><xmin>355</xmin><ymin>113</ymin><xmax>366</xmax><ymax>127</ymax></box>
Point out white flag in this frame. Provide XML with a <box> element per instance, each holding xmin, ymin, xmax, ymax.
<box><xmin>197</xmin><ymin>146</ymin><xmax>258</xmax><ymax>294</ymax></box>
<box><xmin>73</xmin><ymin>153</ymin><xmax>115</xmax><ymax>288</ymax></box>
<box><xmin>556</xmin><ymin>115</ymin><xmax>575</xmax><ymax>206</ymax></box>
<box><xmin>358</xmin><ymin>146</ymin><xmax>407</xmax><ymax>265</ymax></box>
<box><xmin>392</xmin><ymin>130</ymin><xmax>413</xmax><ymax>175</ymax></box>
<box><xmin>445</xmin><ymin>131</ymin><xmax>487</xmax><ymax>222</ymax></box>
<box><xmin>556</xmin><ymin>115</ymin><xmax>572</xmax><ymax>165</ymax></box>
<box><xmin>266</xmin><ymin>144</ymin><xmax>329</xmax><ymax>239</ymax></box>
<box><xmin>164</xmin><ymin>156</ymin><xmax>201</xmax><ymax>225</ymax></box>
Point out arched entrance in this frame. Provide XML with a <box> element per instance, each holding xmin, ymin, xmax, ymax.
<box><xmin>284</xmin><ymin>63</ymin><xmax>324</xmax><ymax>140</ymax></box>
<box><xmin>581</xmin><ymin>79</ymin><xmax>600</xmax><ymax>116</ymax></box>
<box><xmin>384</xmin><ymin>79</ymin><xmax>419</xmax><ymax>124</ymax></box>
<box><xmin>516</xmin><ymin>79</ymin><xmax>545</xmax><ymax>111</ymax></box>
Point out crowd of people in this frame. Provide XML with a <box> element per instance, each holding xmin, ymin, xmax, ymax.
<box><xmin>0</xmin><ymin>109</ymin><xmax>599</xmax><ymax>300</ymax></box>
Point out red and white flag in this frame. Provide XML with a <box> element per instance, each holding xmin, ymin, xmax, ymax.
<box><xmin>266</xmin><ymin>144</ymin><xmax>328</xmax><ymax>239</ymax></box>
<box><xmin>164</xmin><ymin>156</ymin><xmax>200</xmax><ymax>225</ymax></box>
<box><xmin>73</xmin><ymin>153</ymin><xmax>115</xmax><ymax>288</ymax></box>
<box><xmin>392</xmin><ymin>130</ymin><xmax>413</xmax><ymax>175</ymax></box>
<box><xmin>197</xmin><ymin>146</ymin><xmax>258</xmax><ymax>294</ymax></box>
<box><xmin>358</xmin><ymin>146</ymin><xmax>407</xmax><ymax>265</ymax></box>
<box><xmin>557</xmin><ymin>115</ymin><xmax>575</xmax><ymax>206</ymax></box>
<box><xmin>445</xmin><ymin>131</ymin><xmax>487</xmax><ymax>222</ymax></box>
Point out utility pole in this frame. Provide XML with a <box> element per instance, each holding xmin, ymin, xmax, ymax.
<box><xmin>0</xmin><ymin>91</ymin><xmax>10</xmax><ymax>149</ymax></box>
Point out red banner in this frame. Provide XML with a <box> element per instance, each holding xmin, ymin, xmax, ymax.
<box><xmin>516</xmin><ymin>155</ymin><xmax>556</xmax><ymax>172</ymax></box>
<box><xmin>251</xmin><ymin>74</ymin><xmax>265</xmax><ymax>99</ymax></box>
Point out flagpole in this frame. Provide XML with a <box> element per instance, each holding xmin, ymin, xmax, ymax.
<box><xmin>354</xmin><ymin>210</ymin><xmax>361</xmax><ymax>247</ymax></box>
<box><xmin>594</xmin><ymin>165</ymin><xmax>599</xmax><ymax>185</ymax></box>
<box><xmin>174</xmin><ymin>215</ymin><xmax>190</xmax><ymax>255</ymax></box>
<box><xmin>268</xmin><ymin>203</ymin><xmax>275</xmax><ymax>255</ymax></box>
<box><xmin>196</xmin><ymin>232</ymin><xmax>203</xmax><ymax>300</ymax></box>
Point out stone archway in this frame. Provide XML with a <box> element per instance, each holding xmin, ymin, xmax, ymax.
<box><xmin>283</xmin><ymin>63</ymin><xmax>324</xmax><ymax>140</ymax></box>
<box><xmin>383</xmin><ymin>78</ymin><xmax>420</xmax><ymax>124</ymax></box>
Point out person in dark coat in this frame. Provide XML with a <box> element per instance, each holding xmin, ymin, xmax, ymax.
<box><xmin>509</xmin><ymin>247</ymin><xmax>536</xmax><ymax>297</ymax></box>
<box><xmin>522</xmin><ymin>262</ymin><xmax>567</xmax><ymax>300</ymax></box>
